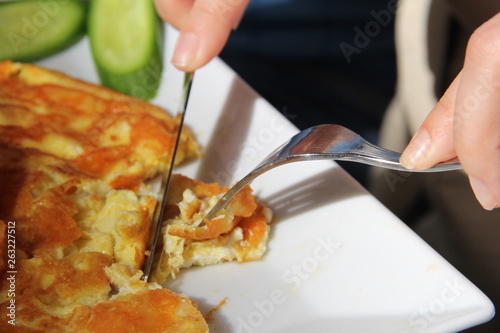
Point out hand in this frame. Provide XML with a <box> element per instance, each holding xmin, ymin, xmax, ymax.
<box><xmin>400</xmin><ymin>13</ymin><xmax>500</xmax><ymax>210</ymax></box>
<box><xmin>154</xmin><ymin>0</ymin><xmax>250</xmax><ymax>72</ymax></box>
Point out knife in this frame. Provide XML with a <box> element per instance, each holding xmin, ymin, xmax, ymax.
<box><xmin>141</xmin><ymin>71</ymin><xmax>194</xmax><ymax>281</ymax></box>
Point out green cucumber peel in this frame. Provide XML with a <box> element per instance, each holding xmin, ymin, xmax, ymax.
<box><xmin>88</xmin><ymin>0</ymin><xmax>164</xmax><ymax>100</ymax></box>
<box><xmin>0</xmin><ymin>0</ymin><xmax>87</xmax><ymax>62</ymax></box>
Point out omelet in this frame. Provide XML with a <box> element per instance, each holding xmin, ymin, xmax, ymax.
<box><xmin>153</xmin><ymin>174</ymin><xmax>272</xmax><ymax>281</ymax></box>
<box><xmin>0</xmin><ymin>61</ymin><xmax>199</xmax><ymax>191</ymax></box>
<box><xmin>0</xmin><ymin>61</ymin><xmax>272</xmax><ymax>332</ymax></box>
<box><xmin>0</xmin><ymin>61</ymin><xmax>204</xmax><ymax>332</ymax></box>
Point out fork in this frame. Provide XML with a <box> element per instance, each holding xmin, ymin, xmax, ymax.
<box><xmin>202</xmin><ymin>124</ymin><xmax>461</xmax><ymax>222</ymax></box>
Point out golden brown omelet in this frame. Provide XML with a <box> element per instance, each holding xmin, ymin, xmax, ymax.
<box><xmin>0</xmin><ymin>60</ymin><xmax>206</xmax><ymax>332</ymax></box>
<box><xmin>154</xmin><ymin>174</ymin><xmax>272</xmax><ymax>281</ymax></box>
<box><xmin>0</xmin><ymin>61</ymin><xmax>199</xmax><ymax>191</ymax></box>
<box><xmin>0</xmin><ymin>61</ymin><xmax>272</xmax><ymax>332</ymax></box>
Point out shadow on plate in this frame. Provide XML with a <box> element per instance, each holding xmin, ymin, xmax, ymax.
<box><xmin>259</xmin><ymin>163</ymin><xmax>364</xmax><ymax>222</ymax></box>
<box><xmin>196</xmin><ymin>76</ymin><xmax>257</xmax><ymax>186</ymax></box>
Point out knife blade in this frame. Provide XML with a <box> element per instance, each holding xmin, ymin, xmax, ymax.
<box><xmin>142</xmin><ymin>71</ymin><xmax>194</xmax><ymax>281</ymax></box>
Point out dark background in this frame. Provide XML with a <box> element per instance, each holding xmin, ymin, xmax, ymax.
<box><xmin>219</xmin><ymin>0</ymin><xmax>397</xmax><ymax>186</ymax></box>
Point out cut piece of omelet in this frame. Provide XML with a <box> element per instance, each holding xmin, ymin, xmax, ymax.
<box><xmin>153</xmin><ymin>174</ymin><xmax>272</xmax><ymax>282</ymax></box>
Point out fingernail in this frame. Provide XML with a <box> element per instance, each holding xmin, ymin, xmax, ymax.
<box><xmin>469</xmin><ymin>176</ymin><xmax>498</xmax><ymax>210</ymax></box>
<box><xmin>400</xmin><ymin>128</ymin><xmax>431</xmax><ymax>169</ymax></box>
<box><xmin>172</xmin><ymin>32</ymin><xmax>199</xmax><ymax>69</ymax></box>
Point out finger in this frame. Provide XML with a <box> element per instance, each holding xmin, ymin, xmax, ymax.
<box><xmin>400</xmin><ymin>73</ymin><xmax>461</xmax><ymax>170</ymax></box>
<box><xmin>454</xmin><ymin>13</ymin><xmax>500</xmax><ymax>210</ymax></box>
<box><xmin>170</xmin><ymin>0</ymin><xmax>251</xmax><ymax>71</ymax></box>
<box><xmin>154</xmin><ymin>0</ymin><xmax>193</xmax><ymax>29</ymax></box>
<box><xmin>228</xmin><ymin>1</ymin><xmax>247</xmax><ymax>30</ymax></box>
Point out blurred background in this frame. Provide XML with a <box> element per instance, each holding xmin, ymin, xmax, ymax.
<box><xmin>219</xmin><ymin>0</ymin><xmax>397</xmax><ymax>187</ymax></box>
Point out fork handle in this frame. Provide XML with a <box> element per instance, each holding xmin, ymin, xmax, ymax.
<box><xmin>344</xmin><ymin>140</ymin><xmax>462</xmax><ymax>172</ymax></box>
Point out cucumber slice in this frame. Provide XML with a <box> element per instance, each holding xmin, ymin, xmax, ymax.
<box><xmin>0</xmin><ymin>0</ymin><xmax>87</xmax><ymax>62</ymax></box>
<box><xmin>88</xmin><ymin>0</ymin><xmax>163</xmax><ymax>100</ymax></box>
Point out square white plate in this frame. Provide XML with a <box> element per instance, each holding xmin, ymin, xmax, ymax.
<box><xmin>37</xmin><ymin>24</ymin><xmax>494</xmax><ymax>333</ymax></box>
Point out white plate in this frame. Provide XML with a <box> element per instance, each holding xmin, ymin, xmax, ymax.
<box><xmin>37</xmin><ymin>24</ymin><xmax>494</xmax><ymax>333</ymax></box>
